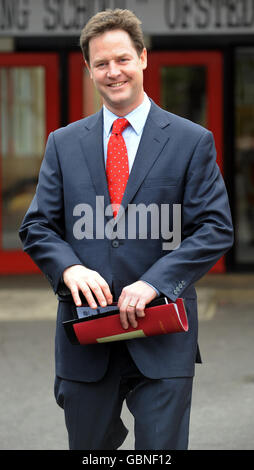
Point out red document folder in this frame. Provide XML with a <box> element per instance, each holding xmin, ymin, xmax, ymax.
<box><xmin>63</xmin><ymin>297</ymin><xmax>188</xmax><ymax>345</ymax></box>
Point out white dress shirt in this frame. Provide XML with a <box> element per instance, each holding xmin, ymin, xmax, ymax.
<box><xmin>103</xmin><ymin>94</ymin><xmax>159</xmax><ymax>297</ymax></box>
<box><xmin>103</xmin><ymin>92</ymin><xmax>151</xmax><ymax>170</ymax></box>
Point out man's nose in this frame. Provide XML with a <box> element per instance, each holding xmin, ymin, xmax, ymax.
<box><xmin>107</xmin><ymin>62</ymin><xmax>121</xmax><ymax>79</ymax></box>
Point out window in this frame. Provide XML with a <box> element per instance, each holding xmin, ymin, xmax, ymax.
<box><xmin>235</xmin><ymin>48</ymin><xmax>254</xmax><ymax>264</ymax></box>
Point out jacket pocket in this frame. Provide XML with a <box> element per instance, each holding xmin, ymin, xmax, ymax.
<box><xmin>143</xmin><ymin>177</ymin><xmax>180</xmax><ymax>188</ymax></box>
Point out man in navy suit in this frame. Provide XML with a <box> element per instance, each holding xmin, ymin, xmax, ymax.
<box><xmin>19</xmin><ymin>9</ymin><xmax>233</xmax><ymax>450</ymax></box>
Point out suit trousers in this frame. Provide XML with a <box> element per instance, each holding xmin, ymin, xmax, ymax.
<box><xmin>54</xmin><ymin>341</ymin><xmax>193</xmax><ymax>450</ymax></box>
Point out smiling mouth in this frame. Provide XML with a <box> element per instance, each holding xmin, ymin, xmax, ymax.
<box><xmin>108</xmin><ymin>81</ymin><xmax>127</xmax><ymax>88</ymax></box>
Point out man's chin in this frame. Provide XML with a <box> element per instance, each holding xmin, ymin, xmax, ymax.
<box><xmin>108</xmin><ymin>89</ymin><xmax>129</xmax><ymax>103</ymax></box>
<box><xmin>104</xmin><ymin>94</ymin><xmax>131</xmax><ymax>112</ymax></box>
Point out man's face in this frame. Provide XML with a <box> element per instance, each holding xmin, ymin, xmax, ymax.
<box><xmin>86</xmin><ymin>29</ymin><xmax>147</xmax><ymax>116</ymax></box>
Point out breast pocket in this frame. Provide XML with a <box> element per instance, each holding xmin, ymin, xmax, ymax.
<box><xmin>143</xmin><ymin>177</ymin><xmax>179</xmax><ymax>188</ymax></box>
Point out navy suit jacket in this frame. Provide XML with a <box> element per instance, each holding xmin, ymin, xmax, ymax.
<box><xmin>19</xmin><ymin>99</ymin><xmax>233</xmax><ymax>381</ymax></box>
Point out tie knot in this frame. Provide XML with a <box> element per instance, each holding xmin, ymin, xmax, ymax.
<box><xmin>112</xmin><ymin>118</ymin><xmax>129</xmax><ymax>135</ymax></box>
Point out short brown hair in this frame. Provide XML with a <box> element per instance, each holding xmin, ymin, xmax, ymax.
<box><xmin>80</xmin><ymin>9</ymin><xmax>145</xmax><ymax>64</ymax></box>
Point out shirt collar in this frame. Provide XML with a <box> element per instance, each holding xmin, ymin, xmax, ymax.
<box><xmin>103</xmin><ymin>93</ymin><xmax>151</xmax><ymax>137</ymax></box>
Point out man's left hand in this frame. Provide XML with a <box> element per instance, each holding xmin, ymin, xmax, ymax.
<box><xmin>118</xmin><ymin>281</ymin><xmax>157</xmax><ymax>330</ymax></box>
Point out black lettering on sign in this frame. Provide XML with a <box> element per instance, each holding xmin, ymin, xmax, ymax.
<box><xmin>43</xmin><ymin>0</ymin><xmax>94</xmax><ymax>31</ymax></box>
<box><xmin>73</xmin><ymin>0</ymin><xmax>93</xmax><ymax>29</ymax></box>
<box><xmin>164</xmin><ymin>0</ymin><xmax>179</xmax><ymax>28</ymax></box>
<box><xmin>0</xmin><ymin>0</ymin><xmax>30</xmax><ymax>30</ymax></box>
<box><xmin>195</xmin><ymin>0</ymin><xmax>211</xmax><ymax>29</ymax></box>
<box><xmin>226</xmin><ymin>0</ymin><xmax>240</xmax><ymax>27</ymax></box>
<box><xmin>213</xmin><ymin>0</ymin><xmax>223</xmax><ymax>28</ymax></box>
<box><xmin>43</xmin><ymin>0</ymin><xmax>58</xmax><ymax>30</ymax></box>
<box><xmin>181</xmin><ymin>0</ymin><xmax>191</xmax><ymax>28</ymax></box>
<box><xmin>60</xmin><ymin>0</ymin><xmax>73</xmax><ymax>29</ymax></box>
<box><xmin>225</xmin><ymin>0</ymin><xmax>254</xmax><ymax>28</ymax></box>
<box><xmin>243</xmin><ymin>0</ymin><xmax>254</xmax><ymax>27</ymax></box>
<box><xmin>164</xmin><ymin>0</ymin><xmax>254</xmax><ymax>31</ymax></box>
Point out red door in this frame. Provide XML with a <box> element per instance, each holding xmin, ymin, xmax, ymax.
<box><xmin>144</xmin><ymin>51</ymin><xmax>224</xmax><ymax>272</ymax></box>
<box><xmin>0</xmin><ymin>53</ymin><xmax>59</xmax><ymax>273</ymax></box>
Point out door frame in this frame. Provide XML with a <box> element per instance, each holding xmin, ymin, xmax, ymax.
<box><xmin>0</xmin><ymin>53</ymin><xmax>60</xmax><ymax>274</ymax></box>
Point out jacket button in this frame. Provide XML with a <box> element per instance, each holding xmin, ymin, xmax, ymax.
<box><xmin>112</xmin><ymin>240</ymin><xmax>119</xmax><ymax>248</ymax></box>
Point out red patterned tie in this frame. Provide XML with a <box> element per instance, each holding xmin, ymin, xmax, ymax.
<box><xmin>106</xmin><ymin>118</ymin><xmax>130</xmax><ymax>218</ymax></box>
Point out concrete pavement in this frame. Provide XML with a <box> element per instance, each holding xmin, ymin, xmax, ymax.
<box><xmin>0</xmin><ymin>273</ymin><xmax>253</xmax><ymax>450</ymax></box>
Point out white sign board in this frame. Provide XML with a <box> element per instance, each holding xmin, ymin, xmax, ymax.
<box><xmin>0</xmin><ymin>0</ymin><xmax>254</xmax><ymax>36</ymax></box>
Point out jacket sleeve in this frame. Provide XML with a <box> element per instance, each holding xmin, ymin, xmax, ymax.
<box><xmin>19</xmin><ymin>132</ymin><xmax>82</xmax><ymax>294</ymax></box>
<box><xmin>139</xmin><ymin>130</ymin><xmax>234</xmax><ymax>301</ymax></box>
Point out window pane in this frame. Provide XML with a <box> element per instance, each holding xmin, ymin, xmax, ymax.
<box><xmin>235</xmin><ymin>48</ymin><xmax>254</xmax><ymax>263</ymax></box>
<box><xmin>0</xmin><ymin>66</ymin><xmax>45</xmax><ymax>250</ymax></box>
<box><xmin>161</xmin><ymin>65</ymin><xmax>207</xmax><ymax>126</ymax></box>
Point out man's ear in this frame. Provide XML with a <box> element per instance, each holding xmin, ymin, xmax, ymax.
<box><xmin>140</xmin><ymin>48</ymin><xmax>147</xmax><ymax>71</ymax></box>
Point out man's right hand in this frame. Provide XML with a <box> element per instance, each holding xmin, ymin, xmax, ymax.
<box><xmin>62</xmin><ymin>265</ymin><xmax>113</xmax><ymax>308</ymax></box>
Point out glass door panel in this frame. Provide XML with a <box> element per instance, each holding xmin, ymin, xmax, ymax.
<box><xmin>161</xmin><ymin>65</ymin><xmax>206</xmax><ymax>127</ymax></box>
<box><xmin>1</xmin><ymin>66</ymin><xmax>45</xmax><ymax>250</ymax></box>
<box><xmin>235</xmin><ymin>48</ymin><xmax>254</xmax><ymax>265</ymax></box>
<box><xmin>144</xmin><ymin>51</ymin><xmax>223</xmax><ymax>171</ymax></box>
<box><xmin>0</xmin><ymin>53</ymin><xmax>59</xmax><ymax>273</ymax></box>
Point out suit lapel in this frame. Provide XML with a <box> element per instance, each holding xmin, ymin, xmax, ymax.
<box><xmin>78</xmin><ymin>101</ymin><xmax>172</xmax><ymax>222</ymax></box>
<box><xmin>78</xmin><ymin>110</ymin><xmax>112</xmax><ymax>213</ymax></box>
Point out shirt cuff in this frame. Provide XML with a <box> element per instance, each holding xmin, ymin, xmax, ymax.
<box><xmin>141</xmin><ymin>281</ymin><xmax>160</xmax><ymax>297</ymax></box>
